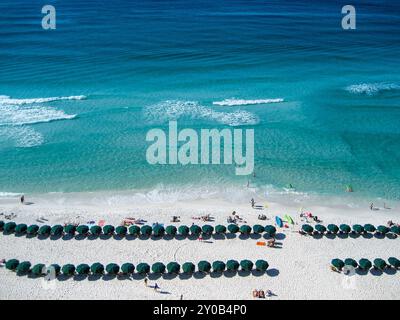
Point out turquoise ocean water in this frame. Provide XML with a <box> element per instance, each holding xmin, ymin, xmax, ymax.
<box><xmin>0</xmin><ymin>0</ymin><xmax>399</xmax><ymax>200</ymax></box>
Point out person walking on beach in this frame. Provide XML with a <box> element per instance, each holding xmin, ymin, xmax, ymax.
<box><xmin>180</xmin><ymin>294</ymin><xmax>183</xmax><ymax>300</ymax></box>
<box><xmin>251</xmin><ymin>198</ymin><xmax>255</xmax><ymax>208</ymax></box>
<box><xmin>370</xmin><ymin>203</ymin><xmax>374</xmax><ymax>210</ymax></box>
<box><xmin>154</xmin><ymin>283</ymin><xmax>159</xmax><ymax>292</ymax></box>
<box><xmin>144</xmin><ymin>277</ymin><xmax>148</xmax><ymax>287</ymax></box>
<box><xmin>20</xmin><ymin>195</ymin><xmax>24</xmax><ymax>204</ymax></box>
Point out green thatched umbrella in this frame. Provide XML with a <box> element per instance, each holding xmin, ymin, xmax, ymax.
<box><xmin>255</xmin><ymin>260</ymin><xmax>269</xmax><ymax>272</ymax></box>
<box><xmin>49</xmin><ymin>264</ymin><xmax>61</xmax><ymax>276</ymax></box>
<box><xmin>182</xmin><ymin>262</ymin><xmax>195</xmax><ymax>273</ymax></box>
<box><xmin>4</xmin><ymin>222</ymin><xmax>16</xmax><ymax>233</ymax></box>
<box><xmin>388</xmin><ymin>257</ymin><xmax>400</xmax><ymax>269</ymax></box>
<box><xmin>352</xmin><ymin>224</ymin><xmax>364</xmax><ymax>234</ymax></box>
<box><xmin>90</xmin><ymin>225</ymin><xmax>102</xmax><ymax>236</ymax></box>
<box><xmin>62</xmin><ymin>264</ymin><xmax>75</xmax><ymax>276</ymax></box>
<box><xmin>339</xmin><ymin>224</ymin><xmax>351</xmax><ymax>234</ymax></box>
<box><xmin>27</xmin><ymin>224</ymin><xmax>39</xmax><ymax>235</ymax></box>
<box><xmin>202</xmin><ymin>224</ymin><xmax>214</xmax><ymax>235</ymax></box>
<box><xmin>178</xmin><ymin>225</ymin><xmax>189</xmax><ymax>236</ymax></box>
<box><xmin>226</xmin><ymin>260</ymin><xmax>239</xmax><ymax>272</ymax></box>
<box><xmin>377</xmin><ymin>225</ymin><xmax>390</xmax><ymax>235</ymax></box>
<box><xmin>364</xmin><ymin>224</ymin><xmax>376</xmax><ymax>233</ymax></box>
<box><xmin>167</xmin><ymin>262</ymin><xmax>180</xmax><ymax>274</ymax></box>
<box><xmin>5</xmin><ymin>259</ymin><xmax>19</xmax><ymax>271</ymax></box>
<box><xmin>31</xmin><ymin>264</ymin><xmax>46</xmax><ymax>276</ymax></box>
<box><xmin>391</xmin><ymin>225</ymin><xmax>400</xmax><ymax>235</ymax></box>
<box><xmin>165</xmin><ymin>225</ymin><xmax>177</xmax><ymax>236</ymax></box>
<box><xmin>315</xmin><ymin>224</ymin><xmax>326</xmax><ymax>234</ymax></box>
<box><xmin>152</xmin><ymin>262</ymin><xmax>166</xmax><ymax>274</ymax></box>
<box><xmin>38</xmin><ymin>225</ymin><xmax>51</xmax><ymax>236</ymax></box>
<box><xmin>64</xmin><ymin>224</ymin><xmax>76</xmax><ymax>235</ymax></box>
<box><xmin>331</xmin><ymin>259</ymin><xmax>345</xmax><ymax>270</ymax></box>
<box><xmin>227</xmin><ymin>224</ymin><xmax>239</xmax><ymax>234</ymax></box>
<box><xmin>239</xmin><ymin>225</ymin><xmax>251</xmax><ymax>235</ymax></box>
<box><xmin>327</xmin><ymin>224</ymin><xmax>339</xmax><ymax>234</ymax></box>
<box><xmin>136</xmin><ymin>263</ymin><xmax>150</xmax><ymax>274</ymax></box>
<box><xmin>51</xmin><ymin>225</ymin><xmax>64</xmax><ymax>236</ymax></box>
<box><xmin>344</xmin><ymin>258</ymin><xmax>358</xmax><ymax>268</ymax></box>
<box><xmin>152</xmin><ymin>225</ymin><xmax>165</xmax><ymax>237</ymax></box>
<box><xmin>76</xmin><ymin>225</ymin><xmax>89</xmax><ymax>235</ymax></box>
<box><xmin>0</xmin><ymin>220</ymin><xmax>4</xmax><ymax>231</ymax></box>
<box><xmin>302</xmin><ymin>224</ymin><xmax>314</xmax><ymax>234</ymax></box>
<box><xmin>252</xmin><ymin>225</ymin><xmax>264</xmax><ymax>234</ymax></box>
<box><xmin>264</xmin><ymin>225</ymin><xmax>277</xmax><ymax>236</ymax></box>
<box><xmin>103</xmin><ymin>225</ymin><xmax>115</xmax><ymax>235</ymax></box>
<box><xmin>215</xmin><ymin>225</ymin><xmax>226</xmax><ymax>234</ymax></box>
<box><xmin>91</xmin><ymin>263</ymin><xmax>104</xmax><ymax>275</ymax></box>
<box><xmin>198</xmin><ymin>261</ymin><xmax>211</xmax><ymax>273</ymax></box>
<box><xmin>76</xmin><ymin>264</ymin><xmax>90</xmax><ymax>275</ymax></box>
<box><xmin>121</xmin><ymin>263</ymin><xmax>135</xmax><ymax>274</ymax></box>
<box><xmin>358</xmin><ymin>259</ymin><xmax>372</xmax><ymax>270</ymax></box>
<box><xmin>240</xmin><ymin>260</ymin><xmax>253</xmax><ymax>271</ymax></box>
<box><xmin>106</xmin><ymin>263</ymin><xmax>120</xmax><ymax>275</ymax></box>
<box><xmin>115</xmin><ymin>226</ymin><xmax>127</xmax><ymax>236</ymax></box>
<box><xmin>140</xmin><ymin>225</ymin><xmax>152</xmax><ymax>236</ymax></box>
<box><xmin>16</xmin><ymin>261</ymin><xmax>31</xmax><ymax>274</ymax></box>
<box><xmin>373</xmin><ymin>258</ymin><xmax>387</xmax><ymax>270</ymax></box>
<box><xmin>128</xmin><ymin>225</ymin><xmax>141</xmax><ymax>236</ymax></box>
<box><xmin>212</xmin><ymin>261</ymin><xmax>226</xmax><ymax>272</ymax></box>
<box><xmin>190</xmin><ymin>225</ymin><xmax>201</xmax><ymax>236</ymax></box>
<box><xmin>15</xmin><ymin>224</ymin><xmax>27</xmax><ymax>234</ymax></box>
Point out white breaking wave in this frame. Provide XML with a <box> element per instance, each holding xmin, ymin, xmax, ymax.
<box><xmin>0</xmin><ymin>95</ymin><xmax>86</xmax><ymax>105</ymax></box>
<box><xmin>0</xmin><ymin>192</ymin><xmax>23</xmax><ymax>198</ymax></box>
<box><xmin>0</xmin><ymin>94</ymin><xmax>84</xmax><ymax>148</ymax></box>
<box><xmin>213</xmin><ymin>98</ymin><xmax>284</xmax><ymax>106</ymax></box>
<box><xmin>143</xmin><ymin>100</ymin><xmax>259</xmax><ymax>127</ymax></box>
<box><xmin>0</xmin><ymin>104</ymin><xmax>76</xmax><ymax>126</ymax></box>
<box><xmin>345</xmin><ymin>83</ymin><xmax>400</xmax><ymax>96</ymax></box>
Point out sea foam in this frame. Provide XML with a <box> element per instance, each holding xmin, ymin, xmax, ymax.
<box><xmin>0</xmin><ymin>104</ymin><xmax>76</xmax><ymax>126</ymax></box>
<box><xmin>0</xmin><ymin>126</ymin><xmax>44</xmax><ymax>148</ymax></box>
<box><xmin>0</xmin><ymin>94</ymin><xmax>84</xmax><ymax>148</ymax></box>
<box><xmin>213</xmin><ymin>98</ymin><xmax>284</xmax><ymax>106</ymax></box>
<box><xmin>345</xmin><ymin>83</ymin><xmax>400</xmax><ymax>96</ymax></box>
<box><xmin>0</xmin><ymin>95</ymin><xmax>86</xmax><ymax>105</ymax></box>
<box><xmin>143</xmin><ymin>100</ymin><xmax>259</xmax><ymax>127</ymax></box>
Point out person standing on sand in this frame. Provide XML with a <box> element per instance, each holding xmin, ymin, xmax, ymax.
<box><xmin>180</xmin><ymin>294</ymin><xmax>183</xmax><ymax>300</ymax></box>
<box><xmin>154</xmin><ymin>283</ymin><xmax>159</xmax><ymax>291</ymax></box>
<box><xmin>20</xmin><ymin>195</ymin><xmax>24</xmax><ymax>204</ymax></box>
<box><xmin>251</xmin><ymin>198</ymin><xmax>255</xmax><ymax>208</ymax></box>
<box><xmin>144</xmin><ymin>278</ymin><xmax>148</xmax><ymax>287</ymax></box>
<box><xmin>370</xmin><ymin>203</ymin><xmax>374</xmax><ymax>210</ymax></box>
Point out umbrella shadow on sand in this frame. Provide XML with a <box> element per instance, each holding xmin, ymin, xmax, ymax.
<box><xmin>274</xmin><ymin>233</ymin><xmax>286</xmax><ymax>240</ymax></box>
<box><xmin>73</xmin><ymin>274</ymin><xmax>88</xmax><ymax>281</ymax></box>
<box><xmin>361</xmin><ymin>233</ymin><xmax>374</xmax><ymax>239</ymax></box>
<box><xmin>193</xmin><ymin>272</ymin><xmax>207</xmax><ymax>279</ymax></box>
<box><xmin>383</xmin><ymin>268</ymin><xmax>397</xmax><ymax>275</ymax></box>
<box><xmin>370</xmin><ymin>268</ymin><xmax>383</xmax><ymax>276</ymax></box>
<box><xmin>131</xmin><ymin>273</ymin><xmax>146</xmax><ymax>280</ymax></box>
<box><xmin>266</xmin><ymin>268</ymin><xmax>280</xmax><ymax>277</ymax></box>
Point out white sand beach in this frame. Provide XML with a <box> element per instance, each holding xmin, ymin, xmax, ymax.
<box><xmin>0</xmin><ymin>191</ymin><xmax>399</xmax><ymax>300</ymax></box>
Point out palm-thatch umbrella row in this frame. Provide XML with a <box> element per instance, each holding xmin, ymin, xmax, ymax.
<box><xmin>0</xmin><ymin>221</ymin><xmax>277</xmax><ymax>239</ymax></box>
<box><xmin>4</xmin><ymin>259</ymin><xmax>269</xmax><ymax>276</ymax></box>
<box><xmin>302</xmin><ymin>223</ymin><xmax>400</xmax><ymax>236</ymax></box>
<box><xmin>331</xmin><ymin>257</ymin><xmax>400</xmax><ymax>271</ymax></box>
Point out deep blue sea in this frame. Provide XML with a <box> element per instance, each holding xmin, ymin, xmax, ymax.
<box><xmin>0</xmin><ymin>0</ymin><xmax>399</xmax><ymax>200</ymax></box>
